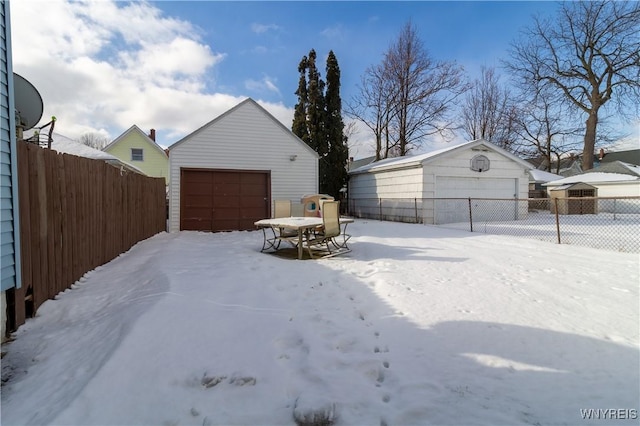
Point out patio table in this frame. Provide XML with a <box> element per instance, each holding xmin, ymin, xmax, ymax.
<box><xmin>254</xmin><ymin>216</ymin><xmax>353</xmax><ymax>259</ymax></box>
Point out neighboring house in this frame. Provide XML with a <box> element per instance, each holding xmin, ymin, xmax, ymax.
<box><xmin>23</xmin><ymin>130</ymin><xmax>147</xmax><ymax>175</ymax></box>
<box><xmin>103</xmin><ymin>125</ymin><xmax>169</xmax><ymax>184</ymax></box>
<box><xmin>348</xmin><ymin>139</ymin><xmax>532</xmax><ymax>224</ymax></box>
<box><xmin>1</xmin><ymin>0</ymin><xmax>19</xmax><ymax>341</ymax></box>
<box><xmin>167</xmin><ymin>98</ymin><xmax>319</xmax><ymax>232</ymax></box>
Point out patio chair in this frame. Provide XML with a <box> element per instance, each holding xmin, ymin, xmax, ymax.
<box><xmin>305</xmin><ymin>201</ymin><xmax>350</xmax><ymax>259</ymax></box>
<box><xmin>260</xmin><ymin>199</ymin><xmax>297</xmax><ymax>251</ymax></box>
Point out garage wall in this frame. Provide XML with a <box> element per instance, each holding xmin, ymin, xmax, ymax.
<box><xmin>349</xmin><ymin>165</ymin><xmax>423</xmax><ymax>199</ymax></box>
<box><xmin>168</xmin><ymin>99</ymin><xmax>318</xmax><ymax>232</ymax></box>
<box><xmin>348</xmin><ymin>141</ymin><xmax>531</xmax><ymax>225</ymax></box>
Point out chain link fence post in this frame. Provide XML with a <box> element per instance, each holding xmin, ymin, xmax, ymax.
<box><xmin>554</xmin><ymin>197</ymin><xmax>561</xmax><ymax>244</ymax></box>
<box><xmin>468</xmin><ymin>197</ymin><xmax>473</xmax><ymax>232</ymax></box>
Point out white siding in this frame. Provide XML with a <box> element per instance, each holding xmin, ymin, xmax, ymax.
<box><xmin>348</xmin><ymin>142</ymin><xmax>531</xmax><ymax>224</ymax></box>
<box><xmin>349</xmin><ymin>165</ymin><xmax>423</xmax><ymax>199</ymax></box>
<box><xmin>168</xmin><ymin>100</ymin><xmax>318</xmax><ymax>232</ymax></box>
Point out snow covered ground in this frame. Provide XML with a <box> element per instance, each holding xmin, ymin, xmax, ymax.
<box><xmin>2</xmin><ymin>220</ymin><xmax>639</xmax><ymax>426</ymax></box>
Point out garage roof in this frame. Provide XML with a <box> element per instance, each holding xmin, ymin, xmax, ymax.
<box><xmin>348</xmin><ymin>139</ymin><xmax>533</xmax><ymax>174</ymax></box>
<box><xmin>167</xmin><ymin>97</ymin><xmax>318</xmax><ymax>158</ymax></box>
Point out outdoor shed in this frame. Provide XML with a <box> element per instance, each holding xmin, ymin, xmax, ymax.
<box><xmin>549</xmin><ymin>182</ymin><xmax>598</xmax><ymax>215</ymax></box>
<box><xmin>348</xmin><ymin>139</ymin><xmax>532</xmax><ymax>224</ymax></box>
<box><xmin>168</xmin><ymin>98</ymin><xmax>319</xmax><ymax>232</ymax></box>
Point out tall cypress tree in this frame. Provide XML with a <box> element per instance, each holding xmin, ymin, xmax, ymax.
<box><xmin>292</xmin><ymin>49</ymin><xmax>346</xmax><ymax>199</ymax></box>
<box><xmin>324</xmin><ymin>50</ymin><xmax>348</xmax><ymax>198</ymax></box>
<box><xmin>292</xmin><ymin>56</ymin><xmax>309</xmax><ymax>144</ymax></box>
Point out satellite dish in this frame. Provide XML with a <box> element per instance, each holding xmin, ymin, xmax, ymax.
<box><xmin>13</xmin><ymin>73</ymin><xmax>44</xmax><ymax>131</ymax></box>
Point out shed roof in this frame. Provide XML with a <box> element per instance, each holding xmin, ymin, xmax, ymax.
<box><xmin>168</xmin><ymin>98</ymin><xmax>319</xmax><ymax>158</ymax></box>
<box><xmin>349</xmin><ymin>139</ymin><xmax>533</xmax><ymax>174</ymax></box>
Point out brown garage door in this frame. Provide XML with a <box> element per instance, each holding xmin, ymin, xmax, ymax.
<box><xmin>181</xmin><ymin>169</ymin><xmax>270</xmax><ymax>231</ymax></box>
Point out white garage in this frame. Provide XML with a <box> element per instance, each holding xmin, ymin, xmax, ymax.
<box><xmin>167</xmin><ymin>98</ymin><xmax>319</xmax><ymax>232</ymax></box>
<box><xmin>348</xmin><ymin>139</ymin><xmax>532</xmax><ymax>224</ymax></box>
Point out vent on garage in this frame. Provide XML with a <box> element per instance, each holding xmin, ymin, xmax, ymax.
<box><xmin>470</xmin><ymin>155</ymin><xmax>490</xmax><ymax>172</ymax></box>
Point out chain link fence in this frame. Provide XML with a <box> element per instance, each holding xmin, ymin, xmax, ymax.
<box><xmin>347</xmin><ymin>197</ymin><xmax>640</xmax><ymax>253</ymax></box>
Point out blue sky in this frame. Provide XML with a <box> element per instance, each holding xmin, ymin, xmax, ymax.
<box><xmin>11</xmin><ymin>1</ymin><xmax>637</xmax><ymax>157</ymax></box>
<box><xmin>155</xmin><ymin>1</ymin><xmax>559</xmax><ymax>107</ymax></box>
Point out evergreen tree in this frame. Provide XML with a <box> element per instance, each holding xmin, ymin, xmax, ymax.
<box><xmin>292</xmin><ymin>56</ymin><xmax>309</xmax><ymax>144</ymax></box>
<box><xmin>323</xmin><ymin>50</ymin><xmax>348</xmax><ymax>198</ymax></box>
<box><xmin>292</xmin><ymin>49</ymin><xmax>347</xmax><ymax>199</ymax></box>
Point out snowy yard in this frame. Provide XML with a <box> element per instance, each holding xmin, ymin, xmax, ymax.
<box><xmin>2</xmin><ymin>220</ymin><xmax>639</xmax><ymax>425</ymax></box>
<box><xmin>439</xmin><ymin>211</ymin><xmax>640</xmax><ymax>253</ymax></box>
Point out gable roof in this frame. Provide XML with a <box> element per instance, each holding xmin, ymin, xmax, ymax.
<box><xmin>348</xmin><ymin>155</ymin><xmax>376</xmax><ymax>171</ymax></box>
<box><xmin>587</xmin><ymin>161</ymin><xmax>640</xmax><ymax>177</ymax></box>
<box><xmin>103</xmin><ymin>125</ymin><xmax>168</xmax><ymax>158</ymax></box>
<box><xmin>600</xmin><ymin>149</ymin><xmax>640</xmax><ymax>166</ymax></box>
<box><xmin>349</xmin><ymin>139</ymin><xmax>533</xmax><ymax>174</ymax></box>
<box><xmin>168</xmin><ymin>98</ymin><xmax>319</xmax><ymax>158</ymax></box>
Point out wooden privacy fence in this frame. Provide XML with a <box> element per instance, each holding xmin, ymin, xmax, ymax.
<box><xmin>6</xmin><ymin>140</ymin><xmax>166</xmax><ymax>332</ymax></box>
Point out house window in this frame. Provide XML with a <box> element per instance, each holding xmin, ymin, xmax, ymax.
<box><xmin>131</xmin><ymin>148</ymin><xmax>143</xmax><ymax>161</ymax></box>
<box><xmin>470</xmin><ymin>155</ymin><xmax>490</xmax><ymax>172</ymax></box>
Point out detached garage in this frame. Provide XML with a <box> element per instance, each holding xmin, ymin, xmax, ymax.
<box><xmin>168</xmin><ymin>98</ymin><xmax>319</xmax><ymax>232</ymax></box>
<box><xmin>348</xmin><ymin>139</ymin><xmax>532</xmax><ymax>224</ymax></box>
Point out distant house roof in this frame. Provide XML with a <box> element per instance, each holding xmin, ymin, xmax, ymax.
<box><xmin>600</xmin><ymin>149</ymin><xmax>640</xmax><ymax>166</ymax></box>
<box><xmin>349</xmin><ymin>139</ymin><xmax>533</xmax><ymax>174</ymax></box>
<box><xmin>347</xmin><ymin>155</ymin><xmax>375</xmax><ymax>171</ymax></box>
<box><xmin>588</xmin><ymin>160</ymin><xmax>640</xmax><ymax>177</ymax></box>
<box><xmin>545</xmin><ymin>172</ymin><xmax>639</xmax><ymax>186</ymax></box>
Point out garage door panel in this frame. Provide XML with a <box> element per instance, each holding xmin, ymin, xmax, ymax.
<box><xmin>181</xmin><ymin>169</ymin><xmax>269</xmax><ymax>231</ymax></box>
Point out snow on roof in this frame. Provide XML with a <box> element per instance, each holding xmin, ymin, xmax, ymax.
<box><xmin>350</xmin><ymin>139</ymin><xmax>533</xmax><ymax>174</ymax></box>
<box><xmin>528</xmin><ymin>169</ymin><xmax>562</xmax><ymax>182</ymax></box>
<box><xmin>545</xmin><ymin>172</ymin><xmax>640</xmax><ymax>186</ymax></box>
<box><xmin>22</xmin><ymin>130</ymin><xmax>146</xmax><ymax>175</ymax></box>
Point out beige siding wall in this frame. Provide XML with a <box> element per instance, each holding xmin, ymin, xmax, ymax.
<box><xmin>168</xmin><ymin>101</ymin><xmax>318</xmax><ymax>232</ymax></box>
<box><xmin>105</xmin><ymin>132</ymin><xmax>169</xmax><ymax>183</ymax></box>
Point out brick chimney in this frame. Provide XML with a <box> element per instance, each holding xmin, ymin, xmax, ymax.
<box><xmin>149</xmin><ymin>128</ymin><xmax>156</xmax><ymax>142</ymax></box>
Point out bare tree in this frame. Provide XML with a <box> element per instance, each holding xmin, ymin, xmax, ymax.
<box><xmin>346</xmin><ymin>63</ymin><xmax>396</xmax><ymax>160</ymax></box>
<box><xmin>460</xmin><ymin>67</ymin><xmax>518</xmax><ymax>150</ymax></box>
<box><xmin>78</xmin><ymin>132</ymin><xmax>109</xmax><ymax>150</ymax></box>
<box><xmin>347</xmin><ymin>21</ymin><xmax>468</xmax><ymax>159</ymax></box>
<box><xmin>506</xmin><ymin>1</ymin><xmax>640</xmax><ymax>170</ymax></box>
<box><xmin>511</xmin><ymin>87</ymin><xmax>583</xmax><ymax>174</ymax></box>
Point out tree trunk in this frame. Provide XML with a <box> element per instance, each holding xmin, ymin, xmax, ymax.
<box><xmin>582</xmin><ymin>112</ymin><xmax>598</xmax><ymax>171</ymax></box>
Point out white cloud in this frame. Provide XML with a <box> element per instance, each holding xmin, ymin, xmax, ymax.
<box><xmin>245</xmin><ymin>75</ymin><xmax>281</xmax><ymax>96</ymax></box>
<box><xmin>9</xmin><ymin>0</ymin><xmax>277</xmax><ymax>148</ymax></box>
<box><xmin>251</xmin><ymin>23</ymin><xmax>280</xmax><ymax>34</ymax></box>
<box><xmin>320</xmin><ymin>24</ymin><xmax>345</xmax><ymax>39</ymax></box>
